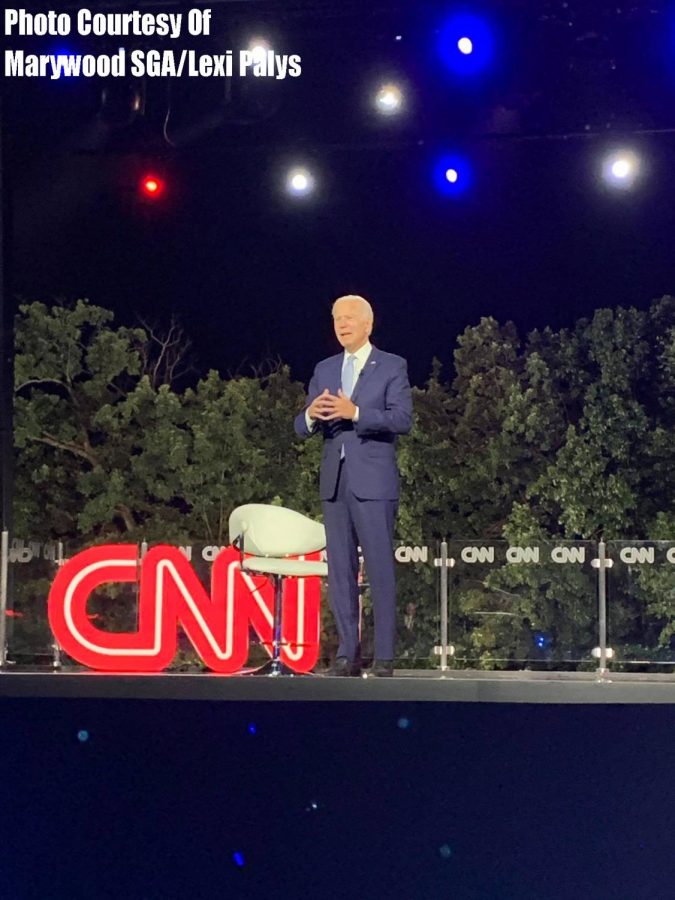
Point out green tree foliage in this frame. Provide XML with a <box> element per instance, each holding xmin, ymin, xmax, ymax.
<box><xmin>14</xmin><ymin>299</ymin><xmax>318</xmax><ymax>545</ymax></box>
<box><xmin>442</xmin><ymin>299</ymin><xmax>675</xmax><ymax>668</ymax></box>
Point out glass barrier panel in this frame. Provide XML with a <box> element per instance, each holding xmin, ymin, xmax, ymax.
<box><xmin>394</xmin><ymin>539</ymin><xmax>439</xmax><ymax>669</ymax></box>
<box><xmin>56</xmin><ymin>538</ymin><xmax>142</xmax><ymax>670</ymax></box>
<box><xmin>11</xmin><ymin>535</ymin><xmax>605</xmax><ymax>674</ymax></box>
<box><xmin>7</xmin><ymin>536</ymin><xmax>61</xmax><ymax>665</ymax></box>
<box><xmin>444</xmin><ymin>540</ymin><xmax>597</xmax><ymax>670</ymax></box>
<box><xmin>606</xmin><ymin>541</ymin><xmax>675</xmax><ymax>671</ymax></box>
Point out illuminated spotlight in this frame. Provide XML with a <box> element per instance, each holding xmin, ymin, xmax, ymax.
<box><xmin>52</xmin><ymin>48</ymin><xmax>76</xmax><ymax>76</ymax></box>
<box><xmin>437</xmin><ymin>13</ymin><xmax>495</xmax><ymax>75</ymax></box>
<box><xmin>433</xmin><ymin>154</ymin><xmax>472</xmax><ymax>196</ymax></box>
<box><xmin>374</xmin><ymin>83</ymin><xmax>404</xmax><ymax>116</ymax></box>
<box><xmin>249</xmin><ymin>37</ymin><xmax>271</xmax><ymax>62</ymax></box>
<box><xmin>285</xmin><ymin>166</ymin><xmax>315</xmax><ymax>197</ymax></box>
<box><xmin>140</xmin><ymin>174</ymin><xmax>165</xmax><ymax>199</ymax></box>
<box><xmin>601</xmin><ymin>150</ymin><xmax>641</xmax><ymax>189</ymax></box>
<box><xmin>612</xmin><ymin>159</ymin><xmax>631</xmax><ymax>178</ymax></box>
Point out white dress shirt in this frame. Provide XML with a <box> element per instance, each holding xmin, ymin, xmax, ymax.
<box><xmin>305</xmin><ymin>341</ymin><xmax>372</xmax><ymax>431</ymax></box>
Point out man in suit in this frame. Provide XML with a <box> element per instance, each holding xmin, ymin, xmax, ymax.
<box><xmin>294</xmin><ymin>295</ymin><xmax>413</xmax><ymax>677</ymax></box>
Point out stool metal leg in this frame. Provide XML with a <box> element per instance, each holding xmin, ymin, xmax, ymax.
<box><xmin>252</xmin><ymin>574</ymin><xmax>306</xmax><ymax>677</ymax></box>
<box><xmin>271</xmin><ymin>573</ymin><xmax>283</xmax><ymax>668</ymax></box>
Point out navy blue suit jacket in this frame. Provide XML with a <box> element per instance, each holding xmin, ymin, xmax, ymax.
<box><xmin>294</xmin><ymin>346</ymin><xmax>413</xmax><ymax>500</ymax></box>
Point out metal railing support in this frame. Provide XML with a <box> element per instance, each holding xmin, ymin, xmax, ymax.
<box><xmin>434</xmin><ymin>540</ymin><xmax>455</xmax><ymax>671</ymax></box>
<box><xmin>591</xmin><ymin>540</ymin><xmax>613</xmax><ymax>675</ymax></box>
<box><xmin>52</xmin><ymin>541</ymin><xmax>64</xmax><ymax>670</ymax></box>
<box><xmin>0</xmin><ymin>529</ymin><xmax>8</xmax><ymax>667</ymax></box>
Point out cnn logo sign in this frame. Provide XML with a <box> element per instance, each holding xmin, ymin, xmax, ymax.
<box><xmin>48</xmin><ymin>545</ymin><xmax>322</xmax><ymax>674</ymax></box>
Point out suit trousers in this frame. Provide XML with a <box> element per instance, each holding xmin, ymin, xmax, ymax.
<box><xmin>322</xmin><ymin>459</ymin><xmax>398</xmax><ymax>661</ymax></box>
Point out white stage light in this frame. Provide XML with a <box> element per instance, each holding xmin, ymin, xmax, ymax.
<box><xmin>375</xmin><ymin>84</ymin><xmax>403</xmax><ymax>116</ymax></box>
<box><xmin>457</xmin><ymin>37</ymin><xmax>473</xmax><ymax>55</ymax></box>
<box><xmin>249</xmin><ymin>38</ymin><xmax>271</xmax><ymax>62</ymax></box>
<box><xmin>291</xmin><ymin>172</ymin><xmax>308</xmax><ymax>191</ymax></box>
<box><xmin>611</xmin><ymin>159</ymin><xmax>631</xmax><ymax>179</ymax></box>
<box><xmin>445</xmin><ymin>168</ymin><xmax>459</xmax><ymax>183</ymax></box>
<box><xmin>602</xmin><ymin>150</ymin><xmax>641</xmax><ymax>189</ymax></box>
<box><xmin>286</xmin><ymin>167</ymin><xmax>315</xmax><ymax>197</ymax></box>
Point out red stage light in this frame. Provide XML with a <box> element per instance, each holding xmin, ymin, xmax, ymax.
<box><xmin>140</xmin><ymin>174</ymin><xmax>164</xmax><ymax>198</ymax></box>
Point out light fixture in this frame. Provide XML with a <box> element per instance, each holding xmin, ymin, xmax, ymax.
<box><xmin>601</xmin><ymin>149</ymin><xmax>642</xmax><ymax>189</ymax></box>
<box><xmin>374</xmin><ymin>83</ymin><xmax>404</xmax><ymax>116</ymax></box>
<box><xmin>249</xmin><ymin>38</ymin><xmax>271</xmax><ymax>63</ymax></box>
<box><xmin>285</xmin><ymin>166</ymin><xmax>315</xmax><ymax>197</ymax></box>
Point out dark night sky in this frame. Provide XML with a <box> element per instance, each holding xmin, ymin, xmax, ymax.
<box><xmin>7</xmin><ymin>0</ymin><xmax>675</xmax><ymax>386</ymax></box>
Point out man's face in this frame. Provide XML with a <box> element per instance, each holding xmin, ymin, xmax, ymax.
<box><xmin>333</xmin><ymin>300</ymin><xmax>372</xmax><ymax>354</ymax></box>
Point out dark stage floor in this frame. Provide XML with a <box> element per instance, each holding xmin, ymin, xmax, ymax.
<box><xmin>1</xmin><ymin>667</ymin><xmax>675</xmax><ymax>704</ymax></box>
<box><xmin>1</xmin><ymin>670</ymin><xmax>674</xmax><ymax>899</ymax></box>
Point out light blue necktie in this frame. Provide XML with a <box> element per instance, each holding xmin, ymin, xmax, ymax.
<box><xmin>340</xmin><ymin>355</ymin><xmax>356</xmax><ymax>459</ymax></box>
<box><xmin>342</xmin><ymin>354</ymin><xmax>356</xmax><ymax>398</ymax></box>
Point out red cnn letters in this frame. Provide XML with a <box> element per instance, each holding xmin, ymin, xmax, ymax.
<box><xmin>48</xmin><ymin>544</ymin><xmax>321</xmax><ymax>673</ymax></box>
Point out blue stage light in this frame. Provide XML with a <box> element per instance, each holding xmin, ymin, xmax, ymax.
<box><xmin>53</xmin><ymin>48</ymin><xmax>77</xmax><ymax>76</ymax></box>
<box><xmin>437</xmin><ymin>12</ymin><xmax>495</xmax><ymax>76</ymax></box>
<box><xmin>533</xmin><ymin>631</ymin><xmax>552</xmax><ymax>650</ymax></box>
<box><xmin>233</xmin><ymin>851</ymin><xmax>245</xmax><ymax>867</ymax></box>
<box><xmin>433</xmin><ymin>154</ymin><xmax>472</xmax><ymax>196</ymax></box>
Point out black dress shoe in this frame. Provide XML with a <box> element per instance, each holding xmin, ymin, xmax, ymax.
<box><xmin>326</xmin><ymin>657</ymin><xmax>362</xmax><ymax>677</ymax></box>
<box><xmin>367</xmin><ymin>659</ymin><xmax>394</xmax><ymax>678</ymax></box>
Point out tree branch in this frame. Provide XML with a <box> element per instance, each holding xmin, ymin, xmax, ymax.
<box><xmin>115</xmin><ymin>504</ymin><xmax>136</xmax><ymax>533</ymax></box>
<box><xmin>136</xmin><ymin>316</ymin><xmax>194</xmax><ymax>388</ymax></box>
<box><xmin>15</xmin><ymin>377</ymin><xmax>70</xmax><ymax>392</ymax></box>
<box><xmin>31</xmin><ymin>433</ymin><xmax>100</xmax><ymax>468</ymax></box>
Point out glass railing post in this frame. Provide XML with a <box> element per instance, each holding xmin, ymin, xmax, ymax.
<box><xmin>592</xmin><ymin>539</ymin><xmax>613</xmax><ymax>674</ymax></box>
<box><xmin>0</xmin><ymin>528</ymin><xmax>8</xmax><ymax>667</ymax></box>
<box><xmin>434</xmin><ymin>540</ymin><xmax>455</xmax><ymax>671</ymax></box>
<box><xmin>439</xmin><ymin>540</ymin><xmax>449</xmax><ymax>671</ymax></box>
<box><xmin>51</xmin><ymin>540</ymin><xmax>64</xmax><ymax>669</ymax></box>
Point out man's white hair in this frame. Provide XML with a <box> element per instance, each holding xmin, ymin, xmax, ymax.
<box><xmin>332</xmin><ymin>294</ymin><xmax>374</xmax><ymax>323</ymax></box>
